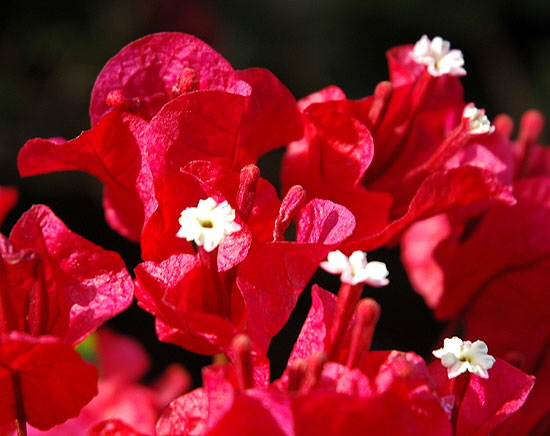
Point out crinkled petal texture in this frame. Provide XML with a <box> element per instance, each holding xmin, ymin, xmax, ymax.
<box><xmin>402</xmin><ymin>139</ymin><xmax>550</xmax><ymax>435</ymax></box>
<box><xmin>292</xmin><ymin>353</ymin><xmax>452</xmax><ymax>436</ymax></box>
<box><xmin>157</xmin><ymin>386</ymin><xmax>292</xmax><ymax>436</ymax></box>
<box><xmin>134</xmin><ymin>253</ymin><xmax>244</xmax><ymax>356</ymax></box>
<box><xmin>19</xmin><ymin>33</ymin><xmax>302</xmax><ymax>242</ymax></box>
<box><xmin>0</xmin><ymin>186</ymin><xmax>18</xmax><ymax>227</ymax></box>
<box><xmin>0</xmin><ymin>332</ymin><xmax>98</xmax><ymax>430</ymax></box>
<box><xmin>88</xmin><ymin>419</ymin><xmax>149</xmax><ymax>436</ymax></box>
<box><xmin>135</xmin><ymin>196</ymin><xmax>355</xmax><ymax>356</ymax></box>
<box><xmin>237</xmin><ymin>199</ymin><xmax>355</xmax><ymax>354</ymax></box>
<box><xmin>158</xmin><ymin>351</ymin><xmax>452</xmax><ymax>436</ymax></box>
<box><xmin>0</xmin><ymin>205</ymin><xmax>133</xmax><ymax>344</ymax></box>
<box><xmin>140</xmin><ymin>161</ymin><xmax>278</xmax><ymax>266</ymax></box>
<box><xmin>89</xmin><ymin>32</ymin><xmax>244</xmax><ymax>124</ymax></box>
<box><xmin>402</xmin><ymin>177</ymin><xmax>549</xmax><ymax>433</ymax></box>
<box><xmin>429</xmin><ymin>358</ymin><xmax>535</xmax><ymax>436</ymax></box>
<box><xmin>147</xmin><ymin>82</ymin><xmax>301</xmax><ymax>174</ymax></box>
<box><xmin>286</xmin><ymin>287</ymin><xmax>451</xmax><ymax>434</ymax></box>
<box><xmin>282</xmin><ymin>89</ymin><xmax>392</xmax><ymax>249</ymax></box>
<box><xmin>283</xmin><ymin>42</ymin><xmax>515</xmax><ymax>251</ymax></box>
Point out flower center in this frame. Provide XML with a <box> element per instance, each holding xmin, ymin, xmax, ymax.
<box><xmin>320</xmin><ymin>250</ymin><xmax>389</xmax><ymax>286</ymax></box>
<box><xmin>433</xmin><ymin>336</ymin><xmax>496</xmax><ymax>379</ymax></box>
<box><xmin>199</xmin><ymin>219</ymin><xmax>214</xmax><ymax>229</ymax></box>
<box><xmin>411</xmin><ymin>35</ymin><xmax>466</xmax><ymax>77</ymax></box>
<box><xmin>177</xmin><ymin>197</ymin><xmax>241</xmax><ymax>252</ymax></box>
<box><xmin>463</xmin><ymin>104</ymin><xmax>495</xmax><ymax>135</ymax></box>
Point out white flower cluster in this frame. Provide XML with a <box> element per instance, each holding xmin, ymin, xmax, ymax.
<box><xmin>320</xmin><ymin>250</ymin><xmax>389</xmax><ymax>287</ymax></box>
<box><xmin>177</xmin><ymin>197</ymin><xmax>241</xmax><ymax>252</ymax></box>
<box><xmin>411</xmin><ymin>35</ymin><xmax>466</xmax><ymax>77</ymax></box>
<box><xmin>433</xmin><ymin>336</ymin><xmax>496</xmax><ymax>379</ymax></box>
<box><xmin>463</xmin><ymin>104</ymin><xmax>495</xmax><ymax>135</ymax></box>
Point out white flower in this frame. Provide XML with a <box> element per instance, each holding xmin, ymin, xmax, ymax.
<box><xmin>463</xmin><ymin>103</ymin><xmax>495</xmax><ymax>135</ymax></box>
<box><xmin>176</xmin><ymin>197</ymin><xmax>241</xmax><ymax>252</ymax></box>
<box><xmin>320</xmin><ymin>250</ymin><xmax>389</xmax><ymax>287</ymax></box>
<box><xmin>411</xmin><ymin>35</ymin><xmax>466</xmax><ymax>77</ymax></box>
<box><xmin>433</xmin><ymin>336</ymin><xmax>496</xmax><ymax>379</ymax></box>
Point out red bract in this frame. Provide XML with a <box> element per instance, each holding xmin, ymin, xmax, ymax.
<box><xmin>492</xmin><ymin>348</ymin><xmax>550</xmax><ymax>436</ymax></box>
<box><xmin>0</xmin><ymin>332</ymin><xmax>97</xmax><ymax>431</ymax></box>
<box><xmin>89</xmin><ymin>33</ymin><xmax>242</xmax><ymax>125</ymax></box>
<box><xmin>156</xmin><ymin>281</ymin><xmax>534</xmax><ymax>436</ymax></box>
<box><xmin>282</xmin><ymin>38</ymin><xmax>514</xmax><ymax>251</ymax></box>
<box><xmin>18</xmin><ymin>114</ymin><xmax>149</xmax><ymax>241</ymax></box>
<box><xmin>157</xmin><ymin>355</ymin><xmax>454</xmax><ymax>436</ymax></box>
<box><xmin>155</xmin><ymin>286</ymin><xmax>452</xmax><ymax>436</ymax></box>
<box><xmin>134</xmin><ymin>162</ymin><xmax>355</xmax><ymax>355</ymax></box>
<box><xmin>88</xmin><ymin>420</ymin><xmax>149</xmax><ymax>436</ymax></box>
<box><xmin>0</xmin><ymin>205</ymin><xmax>134</xmax><ymax>345</ymax></box>
<box><xmin>23</xmin><ymin>329</ymin><xmax>189</xmax><ymax>436</ymax></box>
<box><xmin>429</xmin><ymin>358</ymin><xmax>535</xmax><ymax>436</ymax></box>
<box><xmin>402</xmin><ymin>111</ymin><xmax>550</xmax><ymax>434</ymax></box>
<box><xmin>18</xmin><ymin>33</ymin><xmax>302</xmax><ymax>242</ymax></box>
<box><xmin>139</xmin><ymin>161</ymin><xmax>278</xmax><ymax>264</ymax></box>
<box><xmin>0</xmin><ymin>186</ymin><xmax>18</xmax><ymax>227</ymax></box>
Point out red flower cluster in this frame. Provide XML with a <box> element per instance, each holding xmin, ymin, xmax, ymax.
<box><xmin>0</xmin><ymin>205</ymin><xmax>133</xmax><ymax>433</ymax></box>
<box><xmin>1</xmin><ymin>32</ymin><xmax>545</xmax><ymax>434</ymax></box>
<box><xmin>401</xmin><ymin>110</ymin><xmax>550</xmax><ymax>435</ymax></box>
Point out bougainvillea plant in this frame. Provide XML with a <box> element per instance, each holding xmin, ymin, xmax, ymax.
<box><xmin>1</xmin><ymin>32</ymin><xmax>547</xmax><ymax>435</ymax></box>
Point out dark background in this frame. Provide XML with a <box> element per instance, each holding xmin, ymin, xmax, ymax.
<box><xmin>1</xmin><ymin>0</ymin><xmax>549</xmax><ymax>385</ymax></box>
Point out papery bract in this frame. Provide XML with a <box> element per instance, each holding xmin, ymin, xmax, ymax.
<box><xmin>0</xmin><ymin>332</ymin><xmax>97</xmax><ymax>431</ymax></box>
<box><xmin>89</xmin><ymin>32</ymin><xmax>243</xmax><ymax>124</ymax></box>
<box><xmin>18</xmin><ymin>33</ymin><xmax>302</xmax><ymax>242</ymax></box>
<box><xmin>0</xmin><ymin>205</ymin><xmax>134</xmax><ymax>345</ymax></box>
<box><xmin>282</xmin><ymin>38</ymin><xmax>514</xmax><ymax>251</ymax></box>
<box><xmin>429</xmin><ymin>358</ymin><xmax>535</xmax><ymax>436</ymax></box>
<box><xmin>402</xmin><ymin>111</ymin><xmax>550</xmax><ymax>435</ymax></box>
<box><xmin>88</xmin><ymin>419</ymin><xmax>149</xmax><ymax>436</ymax></box>
<box><xmin>17</xmin><ymin>113</ymin><xmax>149</xmax><ymax>241</ymax></box>
<box><xmin>134</xmin><ymin>162</ymin><xmax>356</xmax><ymax>355</ymax></box>
<box><xmin>156</xmin><ymin>286</ymin><xmax>453</xmax><ymax>436</ymax></box>
<box><xmin>22</xmin><ymin>329</ymin><xmax>189</xmax><ymax>436</ymax></box>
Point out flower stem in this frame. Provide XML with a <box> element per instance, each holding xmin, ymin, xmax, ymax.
<box><xmin>327</xmin><ymin>283</ymin><xmax>363</xmax><ymax>362</ymax></box>
<box><xmin>12</xmin><ymin>372</ymin><xmax>28</xmax><ymax>436</ymax></box>
<box><xmin>198</xmin><ymin>247</ymin><xmax>230</xmax><ymax>318</ymax></box>
<box><xmin>450</xmin><ymin>372</ymin><xmax>471</xmax><ymax>431</ymax></box>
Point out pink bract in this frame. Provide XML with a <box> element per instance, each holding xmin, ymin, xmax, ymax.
<box><xmin>0</xmin><ymin>205</ymin><xmax>134</xmax><ymax>345</ymax></box>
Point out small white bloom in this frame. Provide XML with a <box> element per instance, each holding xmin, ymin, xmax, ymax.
<box><xmin>411</xmin><ymin>35</ymin><xmax>466</xmax><ymax>77</ymax></box>
<box><xmin>176</xmin><ymin>197</ymin><xmax>241</xmax><ymax>252</ymax></box>
<box><xmin>320</xmin><ymin>250</ymin><xmax>389</xmax><ymax>287</ymax></box>
<box><xmin>462</xmin><ymin>104</ymin><xmax>495</xmax><ymax>135</ymax></box>
<box><xmin>433</xmin><ymin>336</ymin><xmax>496</xmax><ymax>379</ymax></box>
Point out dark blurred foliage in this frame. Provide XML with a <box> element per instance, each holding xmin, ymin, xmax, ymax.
<box><xmin>1</xmin><ymin>0</ymin><xmax>549</xmax><ymax>385</ymax></box>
